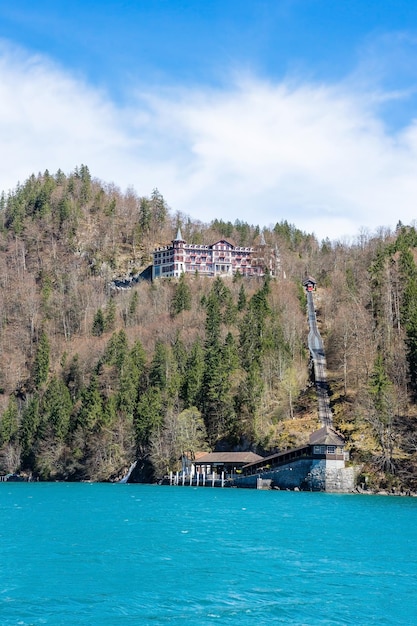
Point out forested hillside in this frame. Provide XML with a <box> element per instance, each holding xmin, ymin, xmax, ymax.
<box><xmin>1</xmin><ymin>166</ymin><xmax>417</xmax><ymax>489</ymax></box>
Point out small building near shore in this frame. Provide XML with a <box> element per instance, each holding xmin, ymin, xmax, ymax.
<box><xmin>235</xmin><ymin>426</ymin><xmax>355</xmax><ymax>492</ymax></box>
<box><xmin>309</xmin><ymin>425</ymin><xmax>346</xmax><ymax>461</ymax></box>
<box><xmin>189</xmin><ymin>451</ymin><xmax>263</xmax><ymax>477</ymax></box>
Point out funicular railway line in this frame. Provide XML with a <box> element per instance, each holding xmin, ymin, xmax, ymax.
<box><xmin>306</xmin><ymin>284</ymin><xmax>333</xmax><ymax>426</ymax></box>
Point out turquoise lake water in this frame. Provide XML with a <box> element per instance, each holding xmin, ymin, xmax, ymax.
<box><xmin>1</xmin><ymin>484</ymin><xmax>417</xmax><ymax>625</ymax></box>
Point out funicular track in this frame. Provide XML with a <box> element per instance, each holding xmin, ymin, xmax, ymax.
<box><xmin>307</xmin><ymin>290</ymin><xmax>333</xmax><ymax>426</ymax></box>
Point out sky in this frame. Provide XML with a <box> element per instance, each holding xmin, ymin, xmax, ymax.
<box><xmin>1</xmin><ymin>0</ymin><xmax>417</xmax><ymax>241</ymax></box>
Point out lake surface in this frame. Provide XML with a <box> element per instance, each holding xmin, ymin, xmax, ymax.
<box><xmin>1</xmin><ymin>483</ymin><xmax>416</xmax><ymax>625</ymax></box>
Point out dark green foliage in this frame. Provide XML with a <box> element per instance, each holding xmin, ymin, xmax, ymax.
<box><xmin>237</xmin><ymin>284</ymin><xmax>247</xmax><ymax>311</ymax></box>
<box><xmin>172</xmin><ymin>333</ymin><xmax>187</xmax><ymax>378</ymax></box>
<box><xmin>32</xmin><ymin>331</ymin><xmax>50</xmax><ymax>389</ymax></box>
<box><xmin>223</xmin><ymin>332</ymin><xmax>239</xmax><ymax>372</ymax></box>
<box><xmin>200</xmin><ymin>284</ymin><xmax>239</xmax><ymax>443</ymax></box>
<box><xmin>211</xmin><ymin>219</ymin><xmax>234</xmax><ymax>238</ymax></box>
<box><xmin>0</xmin><ymin>396</ymin><xmax>19</xmax><ymax>446</ymax></box>
<box><xmin>135</xmin><ymin>387</ymin><xmax>163</xmax><ymax>447</ymax></box>
<box><xmin>103</xmin><ymin>330</ymin><xmax>129</xmax><ymax>371</ymax></box>
<box><xmin>79</xmin><ymin>164</ymin><xmax>92</xmax><ymax>204</ymax></box>
<box><xmin>92</xmin><ymin>308</ymin><xmax>105</xmax><ymax>336</ymax></box>
<box><xmin>138</xmin><ymin>197</ymin><xmax>151</xmax><ymax>235</ymax></box>
<box><xmin>274</xmin><ymin>219</ymin><xmax>308</xmax><ymax>250</ymax></box>
<box><xmin>117</xmin><ymin>340</ymin><xmax>147</xmax><ymax>420</ymax></box>
<box><xmin>171</xmin><ymin>273</ymin><xmax>192</xmax><ymax>316</ymax></box>
<box><xmin>150</xmin><ymin>188</ymin><xmax>167</xmax><ymax>229</ymax></box>
<box><xmin>369</xmin><ymin>352</ymin><xmax>392</xmax><ymax>416</ymax></box>
<box><xmin>182</xmin><ymin>338</ymin><xmax>204</xmax><ymax>407</ymax></box>
<box><xmin>41</xmin><ymin>377</ymin><xmax>73</xmax><ymax>441</ymax></box>
<box><xmin>104</xmin><ymin>299</ymin><xmax>117</xmax><ymax>332</ymax></box>
<box><xmin>150</xmin><ymin>341</ymin><xmax>181</xmax><ymax>400</ymax></box>
<box><xmin>239</xmin><ymin>286</ymin><xmax>270</xmax><ymax>370</ymax></box>
<box><xmin>77</xmin><ymin>375</ymin><xmax>103</xmax><ymax>431</ymax></box>
<box><xmin>398</xmin><ymin>248</ymin><xmax>417</xmax><ymax>396</ymax></box>
<box><xmin>20</xmin><ymin>396</ymin><xmax>41</xmax><ymax>464</ymax></box>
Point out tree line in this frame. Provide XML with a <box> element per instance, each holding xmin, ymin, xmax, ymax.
<box><xmin>1</xmin><ymin>167</ymin><xmax>417</xmax><ymax>489</ymax></box>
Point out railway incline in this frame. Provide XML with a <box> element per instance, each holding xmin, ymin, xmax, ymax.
<box><xmin>305</xmin><ymin>279</ymin><xmax>333</xmax><ymax>426</ymax></box>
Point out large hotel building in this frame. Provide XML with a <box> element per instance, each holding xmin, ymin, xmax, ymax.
<box><xmin>152</xmin><ymin>228</ymin><xmax>272</xmax><ymax>280</ymax></box>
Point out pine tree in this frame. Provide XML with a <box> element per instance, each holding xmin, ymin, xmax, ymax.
<box><xmin>20</xmin><ymin>396</ymin><xmax>41</xmax><ymax>466</ymax></box>
<box><xmin>135</xmin><ymin>387</ymin><xmax>163</xmax><ymax>448</ymax></box>
<box><xmin>0</xmin><ymin>396</ymin><xmax>19</xmax><ymax>446</ymax></box>
<box><xmin>41</xmin><ymin>376</ymin><xmax>73</xmax><ymax>441</ymax></box>
<box><xmin>92</xmin><ymin>308</ymin><xmax>105</xmax><ymax>336</ymax></box>
<box><xmin>117</xmin><ymin>340</ymin><xmax>147</xmax><ymax>421</ymax></box>
<box><xmin>104</xmin><ymin>329</ymin><xmax>129</xmax><ymax>371</ymax></box>
<box><xmin>237</xmin><ymin>284</ymin><xmax>247</xmax><ymax>311</ymax></box>
<box><xmin>77</xmin><ymin>375</ymin><xmax>103</xmax><ymax>430</ymax></box>
<box><xmin>182</xmin><ymin>338</ymin><xmax>205</xmax><ymax>407</ymax></box>
<box><xmin>104</xmin><ymin>299</ymin><xmax>117</xmax><ymax>332</ymax></box>
<box><xmin>171</xmin><ymin>273</ymin><xmax>192</xmax><ymax>316</ymax></box>
<box><xmin>32</xmin><ymin>331</ymin><xmax>50</xmax><ymax>389</ymax></box>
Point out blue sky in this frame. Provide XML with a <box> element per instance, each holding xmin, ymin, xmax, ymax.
<box><xmin>1</xmin><ymin>1</ymin><xmax>417</xmax><ymax>240</ymax></box>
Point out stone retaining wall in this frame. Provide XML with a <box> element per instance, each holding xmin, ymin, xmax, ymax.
<box><xmin>233</xmin><ymin>458</ymin><xmax>357</xmax><ymax>492</ymax></box>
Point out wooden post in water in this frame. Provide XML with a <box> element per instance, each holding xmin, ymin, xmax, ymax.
<box><xmin>169</xmin><ymin>471</ymin><xmax>173</xmax><ymax>485</ymax></box>
<box><xmin>221</xmin><ymin>471</ymin><xmax>225</xmax><ymax>488</ymax></box>
<box><xmin>196</xmin><ymin>472</ymin><xmax>199</xmax><ymax>486</ymax></box>
<box><xmin>175</xmin><ymin>471</ymin><xmax>179</xmax><ymax>485</ymax></box>
<box><xmin>203</xmin><ymin>469</ymin><xmax>206</xmax><ymax>487</ymax></box>
<box><xmin>182</xmin><ymin>472</ymin><xmax>185</xmax><ymax>486</ymax></box>
<box><xmin>212</xmin><ymin>472</ymin><xmax>215</xmax><ymax>487</ymax></box>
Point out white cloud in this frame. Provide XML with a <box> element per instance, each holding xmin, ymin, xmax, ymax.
<box><xmin>1</xmin><ymin>41</ymin><xmax>417</xmax><ymax>241</ymax></box>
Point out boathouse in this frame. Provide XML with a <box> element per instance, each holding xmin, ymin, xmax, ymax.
<box><xmin>189</xmin><ymin>451</ymin><xmax>263</xmax><ymax>478</ymax></box>
<box><xmin>235</xmin><ymin>426</ymin><xmax>355</xmax><ymax>492</ymax></box>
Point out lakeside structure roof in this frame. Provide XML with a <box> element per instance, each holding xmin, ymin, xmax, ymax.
<box><xmin>195</xmin><ymin>452</ymin><xmax>264</xmax><ymax>464</ymax></box>
<box><xmin>309</xmin><ymin>426</ymin><xmax>345</xmax><ymax>446</ymax></box>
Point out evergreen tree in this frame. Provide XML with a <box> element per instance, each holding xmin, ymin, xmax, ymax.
<box><xmin>171</xmin><ymin>273</ymin><xmax>192</xmax><ymax>316</ymax></box>
<box><xmin>77</xmin><ymin>375</ymin><xmax>103</xmax><ymax>430</ymax></box>
<box><xmin>103</xmin><ymin>329</ymin><xmax>129</xmax><ymax>371</ymax></box>
<box><xmin>399</xmin><ymin>248</ymin><xmax>417</xmax><ymax>396</ymax></box>
<box><xmin>135</xmin><ymin>387</ymin><xmax>163</xmax><ymax>448</ymax></box>
<box><xmin>138</xmin><ymin>197</ymin><xmax>151</xmax><ymax>234</ymax></box>
<box><xmin>32</xmin><ymin>331</ymin><xmax>50</xmax><ymax>389</ymax></box>
<box><xmin>150</xmin><ymin>188</ymin><xmax>167</xmax><ymax>230</ymax></box>
<box><xmin>0</xmin><ymin>396</ymin><xmax>19</xmax><ymax>446</ymax></box>
<box><xmin>104</xmin><ymin>299</ymin><xmax>117</xmax><ymax>332</ymax></box>
<box><xmin>150</xmin><ymin>341</ymin><xmax>181</xmax><ymax>401</ymax></box>
<box><xmin>237</xmin><ymin>284</ymin><xmax>247</xmax><ymax>311</ymax></box>
<box><xmin>201</xmin><ymin>289</ymin><xmax>237</xmax><ymax>443</ymax></box>
<box><xmin>172</xmin><ymin>332</ymin><xmax>188</xmax><ymax>379</ymax></box>
<box><xmin>368</xmin><ymin>352</ymin><xmax>396</xmax><ymax>472</ymax></box>
<box><xmin>20</xmin><ymin>396</ymin><xmax>41</xmax><ymax>466</ymax></box>
<box><xmin>117</xmin><ymin>340</ymin><xmax>147</xmax><ymax>420</ymax></box>
<box><xmin>41</xmin><ymin>376</ymin><xmax>73</xmax><ymax>441</ymax></box>
<box><xmin>182</xmin><ymin>337</ymin><xmax>204</xmax><ymax>407</ymax></box>
<box><xmin>92</xmin><ymin>308</ymin><xmax>105</xmax><ymax>336</ymax></box>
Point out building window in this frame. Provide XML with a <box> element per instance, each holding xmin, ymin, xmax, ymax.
<box><xmin>327</xmin><ymin>446</ymin><xmax>336</xmax><ymax>454</ymax></box>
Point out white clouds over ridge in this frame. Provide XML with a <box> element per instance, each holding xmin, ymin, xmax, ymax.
<box><xmin>1</xmin><ymin>42</ymin><xmax>416</xmax><ymax>241</ymax></box>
